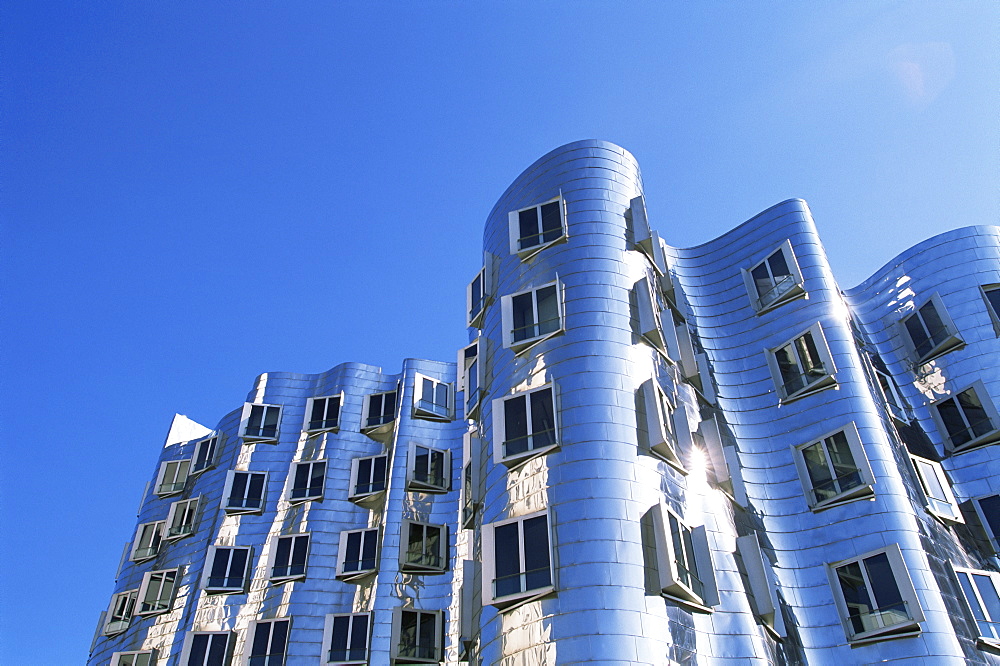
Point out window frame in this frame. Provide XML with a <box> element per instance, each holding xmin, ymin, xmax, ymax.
<box><xmin>222</xmin><ymin>470</ymin><xmax>267</xmax><ymax>514</ymax></box>
<box><xmin>165</xmin><ymin>497</ymin><xmax>200</xmax><ymax>540</ymax></box>
<box><xmin>136</xmin><ymin>568</ymin><xmax>180</xmax><ymax>616</ymax></box>
<box><xmin>203</xmin><ymin>545</ymin><xmax>252</xmax><ymax>594</ymax></box>
<box><xmin>792</xmin><ymin>422</ymin><xmax>875</xmax><ymax>511</ymax></box>
<box><xmin>630</xmin><ymin>195</ymin><xmax>669</xmax><ymax>275</ymax></box>
<box><xmin>155</xmin><ymin>459</ymin><xmax>191</xmax><ymax>497</ymax></box>
<box><xmin>130</xmin><ymin>520</ymin><xmax>165</xmax><ymax>562</ymax></box>
<box><xmin>111</xmin><ymin>651</ymin><xmax>156</xmax><ymax>666</ymax></box>
<box><xmin>649</xmin><ymin>501</ymin><xmax>718</xmax><ymax>612</ymax></box>
<box><xmin>972</xmin><ymin>495</ymin><xmax>1000</xmax><ymax>555</ymax></box>
<box><xmin>239</xmin><ymin>403</ymin><xmax>282</xmax><ymax>442</ymax></box>
<box><xmin>180</xmin><ymin>631</ymin><xmax>232</xmax><ymax>666</ymax></box>
<box><xmin>766</xmin><ymin>322</ymin><xmax>837</xmax><ymax>402</ymax></box>
<box><xmin>412</xmin><ymin>373</ymin><xmax>453</xmax><ymax>421</ymax></box>
<box><xmin>900</xmin><ymin>293</ymin><xmax>964</xmax><ymax>365</ymax></box>
<box><xmin>742</xmin><ymin>240</ymin><xmax>805</xmax><ymax>313</ymax></box>
<box><xmin>467</xmin><ymin>266</ymin><xmax>491</xmax><ymax>329</ymax></box>
<box><xmin>507</xmin><ymin>195</ymin><xmax>568</xmax><ymax>260</ymax></box>
<box><xmin>243</xmin><ymin>618</ymin><xmax>290</xmax><ymax>666</ymax></box>
<box><xmin>400</xmin><ymin>519</ymin><xmax>448</xmax><ymax>574</ymax></box>
<box><xmin>348</xmin><ymin>455</ymin><xmax>387</xmax><ymax>504</ymax></box>
<box><xmin>500</xmin><ymin>279</ymin><xmax>565</xmax><ymax>353</ymax></box>
<box><xmin>930</xmin><ymin>380</ymin><xmax>1000</xmax><ymax>453</ymax></box>
<box><xmin>322</xmin><ymin>613</ymin><xmax>371</xmax><ymax>665</ymax></box>
<box><xmin>827</xmin><ymin>544</ymin><xmax>924</xmax><ymax>644</ymax></box>
<box><xmin>638</xmin><ymin>378</ymin><xmax>686</xmax><ymax>471</ymax></box>
<box><xmin>288</xmin><ymin>459</ymin><xmax>327</xmax><ymax>503</ymax></box>
<box><xmin>390</xmin><ymin>608</ymin><xmax>444</xmax><ymax>664</ymax></box>
<box><xmin>360</xmin><ymin>389</ymin><xmax>397</xmax><ymax>438</ymax></box>
<box><xmin>460</xmin><ymin>432</ymin><xmax>482</xmax><ymax>530</ymax></box>
<box><xmin>492</xmin><ymin>383</ymin><xmax>559</xmax><ymax>467</ymax></box>
<box><xmin>482</xmin><ymin>509</ymin><xmax>555</xmax><ymax>608</ymax></box>
<box><xmin>636</xmin><ymin>273</ymin><xmax>669</xmax><ymax>353</ymax></box>
<box><xmin>981</xmin><ymin>284</ymin><xmax>1000</xmax><ymax>336</ymax></box>
<box><xmin>875</xmin><ymin>368</ymin><xmax>909</xmax><ymax>423</ymax></box>
<box><xmin>953</xmin><ymin>565</ymin><xmax>1000</xmax><ymax>649</ymax></box>
<box><xmin>908</xmin><ymin>454</ymin><xmax>963</xmax><ymax>524</ymax></box>
<box><xmin>457</xmin><ymin>338</ymin><xmax>484</xmax><ymax>420</ymax></box>
<box><xmin>336</xmin><ymin>528</ymin><xmax>380</xmax><ymax>581</ymax></box>
<box><xmin>736</xmin><ymin>533</ymin><xmax>785</xmax><ymax>638</ymax></box>
<box><xmin>303</xmin><ymin>393</ymin><xmax>343</xmax><ymax>433</ymax></box>
<box><xmin>191</xmin><ymin>435</ymin><xmax>219</xmax><ymax>475</ymax></box>
<box><xmin>268</xmin><ymin>533</ymin><xmax>310</xmax><ymax>583</ymax></box>
<box><xmin>406</xmin><ymin>443</ymin><xmax>451</xmax><ymax>493</ymax></box>
<box><xmin>104</xmin><ymin>588</ymin><xmax>139</xmax><ymax>635</ymax></box>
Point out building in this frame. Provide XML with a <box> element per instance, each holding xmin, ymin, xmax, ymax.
<box><xmin>88</xmin><ymin>140</ymin><xmax>1000</xmax><ymax>666</ymax></box>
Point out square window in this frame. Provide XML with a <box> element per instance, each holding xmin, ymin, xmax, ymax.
<box><xmin>104</xmin><ymin>589</ymin><xmax>138</xmax><ymax>635</ymax></box>
<box><xmin>981</xmin><ymin>284</ymin><xmax>1000</xmax><ymax>335</ymax></box>
<box><xmin>648</xmin><ymin>502</ymin><xmax>718</xmax><ymax>611</ymax></box>
<box><xmin>304</xmin><ymin>394</ymin><xmax>342</xmax><ymax>433</ymax></box>
<box><xmin>639</xmin><ymin>378</ymin><xmax>684</xmax><ymax>470</ymax></box>
<box><xmin>492</xmin><ymin>384</ymin><xmax>558</xmax><ymax>466</ymax></box>
<box><xmin>406</xmin><ymin>444</ymin><xmax>450</xmax><ymax>493</ymax></box>
<box><xmin>827</xmin><ymin>544</ymin><xmax>923</xmax><ymax>643</ymax></box>
<box><xmin>222</xmin><ymin>471</ymin><xmax>267</xmax><ymax>513</ymax></box>
<box><xmin>349</xmin><ymin>455</ymin><xmax>387</xmax><ymax>503</ymax></box>
<box><xmin>165</xmin><ymin>497</ymin><xmax>200</xmax><ymax>539</ymax></box>
<box><xmin>482</xmin><ymin>510</ymin><xmax>554</xmax><ymax>607</ymax></box>
<box><xmin>246</xmin><ymin>619</ymin><xmax>289</xmax><ymax>666</ymax></box>
<box><xmin>289</xmin><ymin>460</ymin><xmax>326</xmax><ymax>502</ymax></box>
<box><xmin>467</xmin><ymin>267</ymin><xmax>491</xmax><ymax>329</ymax></box>
<box><xmin>508</xmin><ymin>197</ymin><xmax>567</xmax><ymax>260</ymax></box>
<box><xmin>766</xmin><ymin>323</ymin><xmax>837</xmax><ymax>402</ymax></box>
<box><xmin>191</xmin><ymin>436</ymin><xmax>219</xmax><ymax>474</ymax></box>
<box><xmin>793</xmin><ymin>423</ymin><xmax>875</xmax><ymax>510</ymax></box>
<box><xmin>270</xmin><ymin>534</ymin><xmax>309</xmax><ymax>582</ymax></box>
<box><xmin>458</xmin><ymin>339</ymin><xmax>483</xmax><ymax>420</ymax></box>
<box><xmin>392</xmin><ymin>609</ymin><xmax>443</xmax><ymax>664</ymax></box>
<box><xmin>181</xmin><ymin>632</ymin><xmax>231</xmax><ymax>666</ymax></box>
<box><xmin>742</xmin><ymin>240</ymin><xmax>805</xmax><ymax>312</ymax></box>
<box><xmin>954</xmin><ymin>566</ymin><xmax>1000</xmax><ymax>648</ymax></box>
<box><xmin>413</xmin><ymin>374</ymin><xmax>452</xmax><ymax>421</ymax></box>
<box><xmin>337</xmin><ymin>529</ymin><xmax>379</xmax><ymax>580</ymax></box>
<box><xmin>155</xmin><ymin>459</ymin><xmax>191</xmax><ymax>496</ymax></box>
<box><xmin>901</xmin><ymin>293</ymin><xmax>963</xmax><ymax>364</ymax></box>
<box><xmin>323</xmin><ymin>613</ymin><xmax>370</xmax><ymax>665</ymax></box>
<box><xmin>203</xmin><ymin>546</ymin><xmax>251</xmax><ymax>593</ymax></box>
<box><xmin>932</xmin><ymin>381</ymin><xmax>1000</xmax><ymax>452</ymax></box>
<box><xmin>136</xmin><ymin>568</ymin><xmax>179</xmax><ymax>615</ymax></box>
<box><xmin>111</xmin><ymin>651</ymin><xmax>155</xmax><ymax>666</ymax></box>
<box><xmin>130</xmin><ymin>521</ymin><xmax>165</xmax><ymax>561</ymax></box>
<box><xmin>501</xmin><ymin>280</ymin><xmax>564</xmax><ymax>352</ymax></box>
<box><xmin>909</xmin><ymin>455</ymin><xmax>963</xmax><ymax>523</ymax></box>
<box><xmin>973</xmin><ymin>495</ymin><xmax>1000</xmax><ymax>554</ymax></box>
<box><xmin>361</xmin><ymin>390</ymin><xmax>397</xmax><ymax>437</ymax></box>
<box><xmin>460</xmin><ymin>432</ymin><xmax>482</xmax><ymax>530</ymax></box>
<box><xmin>240</xmin><ymin>403</ymin><xmax>282</xmax><ymax>442</ymax></box>
<box><xmin>400</xmin><ymin>520</ymin><xmax>447</xmax><ymax>573</ymax></box>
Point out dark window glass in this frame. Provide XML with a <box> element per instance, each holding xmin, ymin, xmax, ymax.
<box><xmin>189</xmin><ymin>633</ymin><xmax>228</xmax><ymax>666</ymax></box>
<box><xmin>353</xmin><ymin>456</ymin><xmax>386</xmax><ymax>496</ymax></box>
<box><xmin>329</xmin><ymin>614</ymin><xmax>369</xmax><ymax>662</ymax></box>
<box><xmin>227</xmin><ymin>472</ymin><xmax>266</xmax><ymax>510</ymax></box>
<box><xmin>802</xmin><ymin>432</ymin><xmax>862</xmax><ymax>503</ymax></box>
<box><xmin>308</xmin><ymin>396</ymin><xmax>340</xmax><ymax>430</ymax></box>
<box><xmin>272</xmin><ymin>536</ymin><xmax>308</xmax><ymax>579</ymax></box>
<box><xmin>979</xmin><ymin>495</ymin><xmax>1000</xmax><ymax>544</ymax></box>
<box><xmin>291</xmin><ymin>462</ymin><xmax>325</xmax><ymax>500</ymax></box>
<box><xmin>249</xmin><ymin>620</ymin><xmax>288</xmax><ymax>666</ymax></box>
<box><xmin>246</xmin><ymin>405</ymin><xmax>280</xmax><ymax>438</ymax></box>
<box><xmin>343</xmin><ymin>530</ymin><xmax>377</xmax><ymax>573</ymax></box>
<box><xmin>193</xmin><ymin>437</ymin><xmax>218</xmax><ymax>472</ymax></box>
<box><xmin>366</xmin><ymin>392</ymin><xmax>396</xmax><ymax>427</ymax></box>
<box><xmin>399</xmin><ymin>611</ymin><xmax>437</xmax><ymax>660</ymax></box>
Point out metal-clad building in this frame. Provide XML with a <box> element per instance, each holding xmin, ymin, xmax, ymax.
<box><xmin>89</xmin><ymin>140</ymin><xmax>1000</xmax><ymax>665</ymax></box>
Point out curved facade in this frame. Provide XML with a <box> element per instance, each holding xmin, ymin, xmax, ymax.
<box><xmin>90</xmin><ymin>141</ymin><xmax>1000</xmax><ymax>665</ymax></box>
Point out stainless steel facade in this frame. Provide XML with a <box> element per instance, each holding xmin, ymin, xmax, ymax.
<box><xmin>90</xmin><ymin>140</ymin><xmax>1000</xmax><ymax>665</ymax></box>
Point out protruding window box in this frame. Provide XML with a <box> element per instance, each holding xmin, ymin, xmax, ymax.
<box><xmin>743</xmin><ymin>240</ymin><xmax>805</xmax><ymax>313</ymax></box>
<box><xmin>901</xmin><ymin>293</ymin><xmax>964</xmax><ymax>365</ymax></box>
<box><xmin>269</xmin><ymin>534</ymin><xmax>309</xmax><ymax>583</ymax></box>
<box><xmin>130</xmin><ymin>521</ymin><xmax>164</xmax><ymax>562</ymax></box>
<box><xmin>467</xmin><ymin>267</ymin><xmax>493</xmax><ymax>330</ymax></box>
<box><xmin>323</xmin><ymin>613</ymin><xmax>371</xmax><ymax>665</ymax></box>
<box><xmin>180</xmin><ymin>632</ymin><xmax>232</xmax><ymax>666</ymax></box>
<box><xmin>361</xmin><ymin>390</ymin><xmax>397</xmax><ymax>441</ymax></box>
<box><xmin>337</xmin><ymin>529</ymin><xmax>379</xmax><ymax>581</ymax></box>
<box><xmin>767</xmin><ymin>323</ymin><xmax>837</xmax><ymax>403</ymax></box>
<box><xmin>736</xmin><ymin>534</ymin><xmax>785</xmax><ymax>638</ymax></box>
<box><xmin>406</xmin><ymin>444</ymin><xmax>450</xmax><ymax>493</ymax></box>
<box><xmin>245</xmin><ymin>619</ymin><xmax>290</xmax><ymax>666</ymax></box>
<box><xmin>136</xmin><ymin>568</ymin><xmax>179</xmax><ymax>616</ymax></box>
<box><xmin>203</xmin><ymin>546</ymin><xmax>251</xmax><ymax>594</ymax></box>
<box><xmin>288</xmin><ymin>460</ymin><xmax>326</xmax><ymax>503</ymax></box>
<box><xmin>412</xmin><ymin>374</ymin><xmax>452</xmax><ymax>422</ymax></box>
<box><xmin>104</xmin><ymin>589</ymin><xmax>138</xmax><ymax>635</ymax></box>
<box><xmin>793</xmin><ymin>423</ymin><xmax>875</xmax><ymax>511</ymax></box>
<box><xmin>638</xmin><ymin>378</ymin><xmax>685</xmax><ymax>471</ymax></box>
<box><xmin>222</xmin><ymin>471</ymin><xmax>266</xmax><ymax>514</ymax></box>
<box><xmin>111</xmin><ymin>651</ymin><xmax>155</xmax><ymax>666</ymax></box>
<box><xmin>349</xmin><ymin>455</ymin><xmax>387</xmax><ymax>505</ymax></box>
<box><xmin>492</xmin><ymin>384</ymin><xmax>559</xmax><ymax>467</ymax></box>
<box><xmin>155</xmin><ymin>459</ymin><xmax>191</xmax><ymax>497</ymax></box>
<box><xmin>630</xmin><ymin>195</ymin><xmax>668</xmax><ymax>275</ymax></box>
<box><xmin>165</xmin><ymin>497</ymin><xmax>200</xmax><ymax>539</ymax></box>
<box><xmin>458</xmin><ymin>338</ymin><xmax>483</xmax><ymax>420</ymax></box>
<box><xmin>460</xmin><ymin>432</ymin><xmax>482</xmax><ymax>530</ymax></box>
<box><xmin>239</xmin><ymin>403</ymin><xmax>281</xmax><ymax>443</ymax></box>
<box><xmin>191</xmin><ymin>435</ymin><xmax>219</xmax><ymax>474</ymax></box>
<box><xmin>501</xmin><ymin>280</ymin><xmax>564</xmax><ymax>354</ymax></box>
<box><xmin>482</xmin><ymin>510</ymin><xmax>554</xmax><ymax>609</ymax></box>
<box><xmin>931</xmin><ymin>381</ymin><xmax>1000</xmax><ymax>453</ymax></box>
<box><xmin>909</xmin><ymin>455</ymin><xmax>963</xmax><ymax>524</ymax></box>
<box><xmin>954</xmin><ymin>566</ymin><xmax>1000</xmax><ymax>650</ymax></box>
<box><xmin>508</xmin><ymin>197</ymin><xmax>568</xmax><ymax>261</ymax></box>
<box><xmin>304</xmin><ymin>394</ymin><xmax>343</xmax><ymax>433</ymax></box>
<box><xmin>400</xmin><ymin>520</ymin><xmax>447</xmax><ymax>574</ymax></box>
<box><xmin>391</xmin><ymin>609</ymin><xmax>443</xmax><ymax>664</ymax></box>
<box><xmin>648</xmin><ymin>501</ymin><xmax>718</xmax><ymax>613</ymax></box>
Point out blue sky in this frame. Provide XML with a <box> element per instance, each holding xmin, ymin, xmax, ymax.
<box><xmin>2</xmin><ymin>2</ymin><xmax>997</xmax><ymax>662</ymax></box>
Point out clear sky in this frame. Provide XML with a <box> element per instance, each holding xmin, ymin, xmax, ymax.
<box><xmin>2</xmin><ymin>2</ymin><xmax>997</xmax><ymax>662</ymax></box>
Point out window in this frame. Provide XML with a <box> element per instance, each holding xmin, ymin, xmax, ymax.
<box><xmin>192</xmin><ymin>436</ymin><xmax>219</xmax><ymax>474</ymax></box>
<box><xmin>736</xmin><ymin>534</ymin><xmax>785</xmax><ymax>637</ymax></box>
<box><xmin>973</xmin><ymin>495</ymin><xmax>1000</xmax><ymax>554</ymax></box>
<box><xmin>932</xmin><ymin>382</ymin><xmax>1000</xmax><ymax>452</ymax></box>
<box><xmin>501</xmin><ymin>280</ymin><xmax>564</xmax><ymax>351</ymax></box>
<box><xmin>240</xmin><ymin>403</ymin><xmax>281</xmax><ymax>442</ymax></box>
<box><xmin>137</xmin><ymin>568</ymin><xmax>179</xmax><ymax>615</ymax></box>
<box><xmin>130</xmin><ymin>521</ymin><xmax>164</xmax><ymax>561</ymax></box>
<box><xmin>909</xmin><ymin>455</ymin><xmax>963</xmax><ymax>523</ymax></box>
<box><xmin>246</xmin><ymin>619</ymin><xmax>289</xmax><ymax>666</ymax></box>
<box><xmin>407</xmin><ymin>444</ymin><xmax>450</xmax><ymax>493</ymax></box>
<box><xmin>875</xmin><ymin>369</ymin><xmax>908</xmax><ymax>422</ymax></box>
<box><xmin>392</xmin><ymin>609</ymin><xmax>443</xmax><ymax>663</ymax></box>
<box><xmin>460</xmin><ymin>432</ymin><xmax>481</xmax><ymax>530</ymax></box>
<box><xmin>649</xmin><ymin>502</ymin><xmax>717</xmax><ymax>611</ymax></box>
<box><xmin>638</xmin><ymin>378</ymin><xmax>684</xmax><ymax>469</ymax></box>
<box><xmin>155</xmin><ymin>459</ymin><xmax>191</xmax><ymax>496</ymax></box>
<box><xmin>323</xmin><ymin>613</ymin><xmax>370</xmax><ymax>665</ymax></box>
<box><xmin>630</xmin><ymin>195</ymin><xmax>668</xmax><ymax>275</ymax></box>
<box><xmin>204</xmin><ymin>546</ymin><xmax>251</xmax><ymax>593</ymax></box>
<box><xmin>270</xmin><ymin>534</ymin><xmax>309</xmax><ymax>582</ymax></box>
<box><xmin>954</xmin><ymin>566</ymin><xmax>1000</xmax><ymax>648</ymax></box>
<box><xmin>111</xmin><ymin>652</ymin><xmax>155</xmax><ymax>666</ymax></box>
<box><xmin>458</xmin><ymin>339</ymin><xmax>483</xmax><ymax>419</ymax></box>
<box><xmin>982</xmin><ymin>285</ymin><xmax>1000</xmax><ymax>334</ymax></box>
<box><xmin>743</xmin><ymin>241</ymin><xmax>804</xmax><ymax>312</ymax></box>
<box><xmin>467</xmin><ymin>267</ymin><xmax>490</xmax><ymax>329</ymax></box>
<box><xmin>223</xmin><ymin>471</ymin><xmax>267</xmax><ymax>513</ymax></box>
<box><xmin>182</xmin><ymin>632</ymin><xmax>230</xmax><ymax>666</ymax></box>
<box><xmin>492</xmin><ymin>384</ymin><xmax>558</xmax><ymax>466</ymax></box>
<box><xmin>793</xmin><ymin>424</ymin><xmax>875</xmax><ymax>510</ymax></box>
<box><xmin>413</xmin><ymin>374</ymin><xmax>452</xmax><ymax>421</ymax></box>
<box><xmin>827</xmin><ymin>544</ymin><xmax>923</xmax><ymax>643</ymax></box>
<box><xmin>362</xmin><ymin>390</ymin><xmax>397</xmax><ymax>432</ymax></box>
<box><xmin>349</xmin><ymin>455</ymin><xmax>387</xmax><ymax>502</ymax></box>
<box><xmin>166</xmin><ymin>497</ymin><xmax>200</xmax><ymax>539</ymax></box>
<box><xmin>401</xmin><ymin>521</ymin><xmax>447</xmax><ymax>573</ymax></box>
<box><xmin>482</xmin><ymin>510</ymin><xmax>553</xmax><ymax>607</ymax></box>
<box><xmin>766</xmin><ymin>323</ymin><xmax>836</xmax><ymax>402</ymax></box>
<box><xmin>337</xmin><ymin>529</ymin><xmax>379</xmax><ymax>580</ymax></box>
<box><xmin>901</xmin><ymin>294</ymin><xmax>963</xmax><ymax>364</ymax></box>
<box><xmin>104</xmin><ymin>589</ymin><xmax>138</xmax><ymax>635</ymax></box>
<box><xmin>305</xmin><ymin>394</ymin><xmax>342</xmax><ymax>432</ymax></box>
<box><xmin>288</xmin><ymin>460</ymin><xmax>326</xmax><ymax>501</ymax></box>
<box><xmin>636</xmin><ymin>273</ymin><xmax>669</xmax><ymax>352</ymax></box>
<box><xmin>508</xmin><ymin>196</ymin><xmax>567</xmax><ymax>259</ymax></box>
